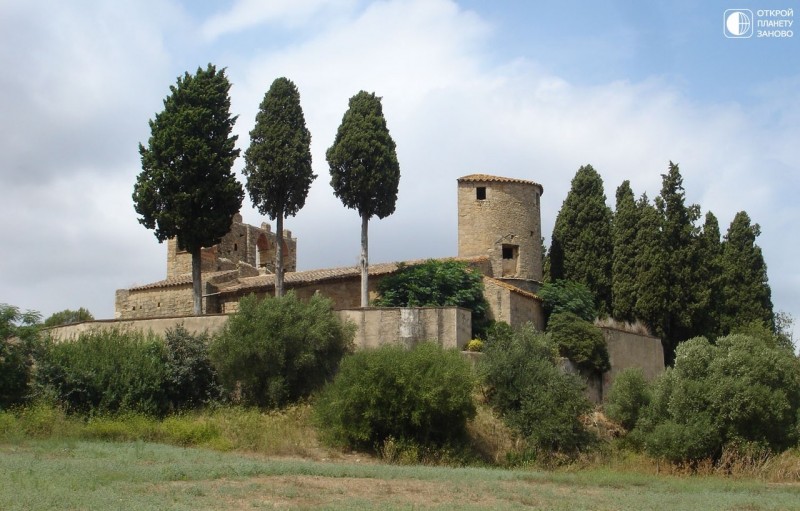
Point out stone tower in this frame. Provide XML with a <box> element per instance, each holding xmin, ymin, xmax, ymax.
<box><xmin>457</xmin><ymin>174</ymin><xmax>544</xmax><ymax>291</ymax></box>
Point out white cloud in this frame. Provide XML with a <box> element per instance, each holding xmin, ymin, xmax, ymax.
<box><xmin>1</xmin><ymin>0</ymin><xmax>796</xmax><ymax>335</ymax></box>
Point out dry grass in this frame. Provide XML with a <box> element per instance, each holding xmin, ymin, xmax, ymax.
<box><xmin>594</xmin><ymin>317</ymin><xmax>654</xmax><ymax>336</ymax></box>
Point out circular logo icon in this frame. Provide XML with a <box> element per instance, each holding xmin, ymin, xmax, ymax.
<box><xmin>725</xmin><ymin>10</ymin><xmax>752</xmax><ymax>37</ymax></box>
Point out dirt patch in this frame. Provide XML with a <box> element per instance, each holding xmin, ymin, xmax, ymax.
<box><xmin>158</xmin><ymin>474</ymin><xmax>508</xmax><ymax>509</ymax></box>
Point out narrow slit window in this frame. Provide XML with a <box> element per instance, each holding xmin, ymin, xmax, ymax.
<box><xmin>476</xmin><ymin>186</ymin><xmax>486</xmax><ymax>200</ymax></box>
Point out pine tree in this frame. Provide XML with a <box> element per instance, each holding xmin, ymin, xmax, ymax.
<box><xmin>134</xmin><ymin>64</ymin><xmax>243</xmax><ymax>315</ymax></box>
<box><xmin>611</xmin><ymin>180</ymin><xmax>639</xmax><ymax>322</ymax></box>
<box><xmin>719</xmin><ymin>211</ymin><xmax>774</xmax><ymax>334</ymax></box>
<box><xmin>327</xmin><ymin>91</ymin><xmax>400</xmax><ymax>307</ymax></box>
<box><xmin>243</xmin><ymin>77</ymin><xmax>315</xmax><ymax>297</ymax></box>
<box><xmin>548</xmin><ymin>164</ymin><xmax>613</xmax><ymax>314</ymax></box>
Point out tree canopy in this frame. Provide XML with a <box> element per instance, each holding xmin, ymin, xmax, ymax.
<box><xmin>611</xmin><ymin>180</ymin><xmax>639</xmax><ymax>322</ymax></box>
<box><xmin>327</xmin><ymin>91</ymin><xmax>400</xmax><ymax>307</ymax></box>
<box><xmin>134</xmin><ymin>64</ymin><xmax>243</xmax><ymax>314</ymax></box>
<box><xmin>243</xmin><ymin>77</ymin><xmax>315</xmax><ymax>296</ymax></box>
<box><xmin>549</xmin><ymin>164</ymin><xmax>613</xmax><ymax>314</ymax></box>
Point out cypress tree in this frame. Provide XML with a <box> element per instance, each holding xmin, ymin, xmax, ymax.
<box><xmin>549</xmin><ymin>164</ymin><xmax>613</xmax><ymax>315</ymax></box>
<box><xmin>632</xmin><ymin>193</ymin><xmax>668</xmax><ymax>340</ymax></box>
<box><xmin>243</xmin><ymin>77</ymin><xmax>315</xmax><ymax>297</ymax></box>
<box><xmin>719</xmin><ymin>211</ymin><xmax>774</xmax><ymax>334</ymax></box>
<box><xmin>694</xmin><ymin>211</ymin><xmax>724</xmax><ymax>338</ymax></box>
<box><xmin>611</xmin><ymin>180</ymin><xmax>639</xmax><ymax>322</ymax></box>
<box><xmin>654</xmin><ymin>162</ymin><xmax>701</xmax><ymax>361</ymax></box>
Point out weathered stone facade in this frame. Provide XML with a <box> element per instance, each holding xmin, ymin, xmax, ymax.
<box><xmin>457</xmin><ymin>174</ymin><xmax>543</xmax><ymax>291</ymax></box>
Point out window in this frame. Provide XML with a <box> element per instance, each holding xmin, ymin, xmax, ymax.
<box><xmin>502</xmin><ymin>245</ymin><xmax>515</xmax><ymax>259</ymax></box>
<box><xmin>476</xmin><ymin>186</ymin><xmax>486</xmax><ymax>200</ymax></box>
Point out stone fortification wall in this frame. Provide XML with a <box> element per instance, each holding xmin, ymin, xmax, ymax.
<box><xmin>457</xmin><ymin>175</ymin><xmax>543</xmax><ymax>282</ymax></box>
<box><xmin>338</xmin><ymin>307</ymin><xmax>471</xmax><ymax>350</ymax></box>
<box><xmin>601</xmin><ymin>327</ymin><xmax>664</xmax><ymax>390</ymax></box>
<box><xmin>482</xmin><ymin>277</ymin><xmax>545</xmax><ymax>331</ymax></box>
<box><xmin>48</xmin><ymin>307</ymin><xmax>471</xmax><ymax>351</ymax></box>
<box><xmin>166</xmin><ymin>214</ymin><xmax>297</xmax><ymax>279</ymax></box>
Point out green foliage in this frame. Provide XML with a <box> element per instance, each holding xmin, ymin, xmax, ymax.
<box><xmin>611</xmin><ymin>181</ymin><xmax>639</xmax><ymax>322</ymax></box>
<box><xmin>538</xmin><ymin>280</ymin><xmax>596</xmax><ymax>324</ymax></box>
<box><xmin>631</xmin><ymin>193</ymin><xmax>668</xmax><ymax>340</ymax></box>
<box><xmin>693</xmin><ymin>212</ymin><xmax>724</xmax><ymax>339</ymax></box>
<box><xmin>605</xmin><ymin>368</ymin><xmax>651</xmax><ymax>430</ymax></box>
<box><xmin>549</xmin><ymin>164</ymin><xmax>613</xmax><ymax>314</ymax></box>
<box><xmin>0</xmin><ymin>304</ymin><xmax>41</xmax><ymax>408</ymax></box>
<box><xmin>719</xmin><ymin>211</ymin><xmax>774</xmax><ymax>335</ymax></box>
<box><xmin>37</xmin><ymin>328</ymin><xmax>169</xmax><ymax>415</ymax></box>
<box><xmin>315</xmin><ymin>342</ymin><xmax>476</xmax><ymax>450</ymax></box>
<box><xmin>634</xmin><ymin>334</ymin><xmax>800</xmax><ymax>463</ymax></box>
<box><xmin>466</xmin><ymin>339</ymin><xmax>484</xmax><ymax>352</ymax></box>
<box><xmin>327</xmin><ymin>90</ymin><xmax>400</xmax><ymax>221</ymax></box>
<box><xmin>243</xmin><ymin>77</ymin><xmax>315</xmax><ymax>296</ymax></box>
<box><xmin>162</xmin><ymin>326</ymin><xmax>221</xmax><ymax>410</ymax></box>
<box><xmin>547</xmin><ymin>312</ymin><xmax>610</xmax><ymax>373</ymax></box>
<box><xmin>134</xmin><ymin>64</ymin><xmax>243</xmax><ymax>313</ymax></box>
<box><xmin>375</xmin><ymin>259</ymin><xmax>491</xmax><ymax>338</ymax></box>
<box><xmin>43</xmin><ymin>307</ymin><xmax>93</xmax><ymax>328</ymax></box>
<box><xmin>209</xmin><ymin>292</ymin><xmax>354</xmax><ymax>408</ymax></box>
<box><xmin>480</xmin><ymin>324</ymin><xmax>593</xmax><ymax>455</ymax></box>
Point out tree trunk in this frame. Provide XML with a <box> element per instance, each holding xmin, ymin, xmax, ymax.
<box><xmin>191</xmin><ymin>247</ymin><xmax>203</xmax><ymax>315</ymax></box>
<box><xmin>275</xmin><ymin>214</ymin><xmax>284</xmax><ymax>297</ymax></box>
<box><xmin>360</xmin><ymin>214</ymin><xmax>369</xmax><ymax>307</ymax></box>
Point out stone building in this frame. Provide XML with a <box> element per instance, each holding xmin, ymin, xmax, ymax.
<box><xmin>115</xmin><ymin>174</ymin><xmax>547</xmax><ymax>330</ymax></box>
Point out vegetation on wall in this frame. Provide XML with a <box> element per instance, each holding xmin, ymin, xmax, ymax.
<box><xmin>42</xmin><ymin>308</ymin><xmax>94</xmax><ymax>328</ymax></box>
<box><xmin>547</xmin><ymin>312</ymin><xmax>610</xmax><ymax>374</ymax></box>
<box><xmin>374</xmin><ymin>259</ymin><xmax>491</xmax><ymax>338</ymax></box>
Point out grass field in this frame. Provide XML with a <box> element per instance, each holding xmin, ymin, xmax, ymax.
<box><xmin>2</xmin><ymin>439</ymin><xmax>799</xmax><ymax>510</ymax></box>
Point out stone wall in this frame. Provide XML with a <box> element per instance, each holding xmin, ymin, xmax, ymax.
<box><xmin>601</xmin><ymin>327</ymin><xmax>665</xmax><ymax>391</ymax></box>
<box><xmin>457</xmin><ymin>175</ymin><xmax>543</xmax><ymax>281</ymax></box>
<box><xmin>483</xmin><ymin>277</ymin><xmax>545</xmax><ymax>331</ymax></box>
<box><xmin>115</xmin><ymin>286</ymin><xmax>195</xmax><ymax>319</ymax></box>
<box><xmin>47</xmin><ymin>306</ymin><xmax>471</xmax><ymax>351</ymax></box>
<box><xmin>338</xmin><ymin>307</ymin><xmax>471</xmax><ymax>350</ymax></box>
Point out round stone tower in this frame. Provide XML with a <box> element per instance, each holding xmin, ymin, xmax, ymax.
<box><xmin>457</xmin><ymin>174</ymin><xmax>544</xmax><ymax>288</ymax></box>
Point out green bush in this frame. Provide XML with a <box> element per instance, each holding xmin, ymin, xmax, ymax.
<box><xmin>538</xmin><ymin>280</ymin><xmax>596</xmax><ymax>325</ymax></box>
<box><xmin>547</xmin><ymin>312</ymin><xmax>610</xmax><ymax>373</ymax></box>
<box><xmin>42</xmin><ymin>307</ymin><xmax>94</xmax><ymax>328</ymax></box>
<box><xmin>209</xmin><ymin>292</ymin><xmax>354</xmax><ymax>408</ymax></box>
<box><xmin>315</xmin><ymin>342</ymin><xmax>476</xmax><ymax>450</ymax></box>
<box><xmin>0</xmin><ymin>304</ymin><xmax>41</xmax><ymax>408</ymax></box>
<box><xmin>375</xmin><ymin>259</ymin><xmax>491</xmax><ymax>338</ymax></box>
<box><xmin>604</xmin><ymin>368</ymin><xmax>650</xmax><ymax>430</ymax></box>
<box><xmin>163</xmin><ymin>325</ymin><xmax>221</xmax><ymax>409</ymax></box>
<box><xmin>634</xmin><ymin>333</ymin><xmax>800</xmax><ymax>464</ymax></box>
<box><xmin>480</xmin><ymin>323</ymin><xmax>593</xmax><ymax>456</ymax></box>
<box><xmin>37</xmin><ymin>328</ymin><xmax>169</xmax><ymax>415</ymax></box>
<box><xmin>466</xmin><ymin>339</ymin><xmax>483</xmax><ymax>352</ymax></box>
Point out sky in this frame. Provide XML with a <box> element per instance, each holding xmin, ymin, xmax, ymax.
<box><xmin>1</xmin><ymin>0</ymin><xmax>798</xmax><ymax>339</ymax></box>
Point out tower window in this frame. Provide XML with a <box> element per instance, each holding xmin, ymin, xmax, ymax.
<box><xmin>476</xmin><ymin>186</ymin><xmax>486</xmax><ymax>200</ymax></box>
<box><xmin>502</xmin><ymin>245</ymin><xmax>515</xmax><ymax>259</ymax></box>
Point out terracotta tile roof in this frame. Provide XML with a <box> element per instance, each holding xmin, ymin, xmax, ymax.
<box><xmin>483</xmin><ymin>276</ymin><xmax>543</xmax><ymax>301</ymax></box>
<box><xmin>128</xmin><ymin>270</ymin><xmax>238</xmax><ymax>291</ymax></box>
<box><xmin>458</xmin><ymin>174</ymin><xmax>543</xmax><ymax>192</ymax></box>
<box><xmin>216</xmin><ymin>256</ymin><xmax>490</xmax><ymax>295</ymax></box>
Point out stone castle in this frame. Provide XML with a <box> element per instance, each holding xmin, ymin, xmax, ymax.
<box><xmin>116</xmin><ymin>174</ymin><xmax>548</xmax><ymax>329</ymax></box>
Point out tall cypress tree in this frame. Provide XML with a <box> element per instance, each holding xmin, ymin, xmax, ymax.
<box><xmin>633</xmin><ymin>193</ymin><xmax>668</xmax><ymax>340</ymax></box>
<box><xmin>719</xmin><ymin>211</ymin><xmax>774</xmax><ymax>334</ymax></box>
<box><xmin>654</xmin><ymin>162</ymin><xmax>701</xmax><ymax>361</ymax></box>
<box><xmin>549</xmin><ymin>164</ymin><xmax>613</xmax><ymax>314</ymax></box>
<box><xmin>134</xmin><ymin>64</ymin><xmax>243</xmax><ymax>315</ymax></box>
<box><xmin>327</xmin><ymin>91</ymin><xmax>400</xmax><ymax>307</ymax></box>
<box><xmin>694</xmin><ymin>211</ymin><xmax>724</xmax><ymax>338</ymax></box>
<box><xmin>243</xmin><ymin>77</ymin><xmax>315</xmax><ymax>297</ymax></box>
<box><xmin>611</xmin><ymin>180</ymin><xmax>639</xmax><ymax>322</ymax></box>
